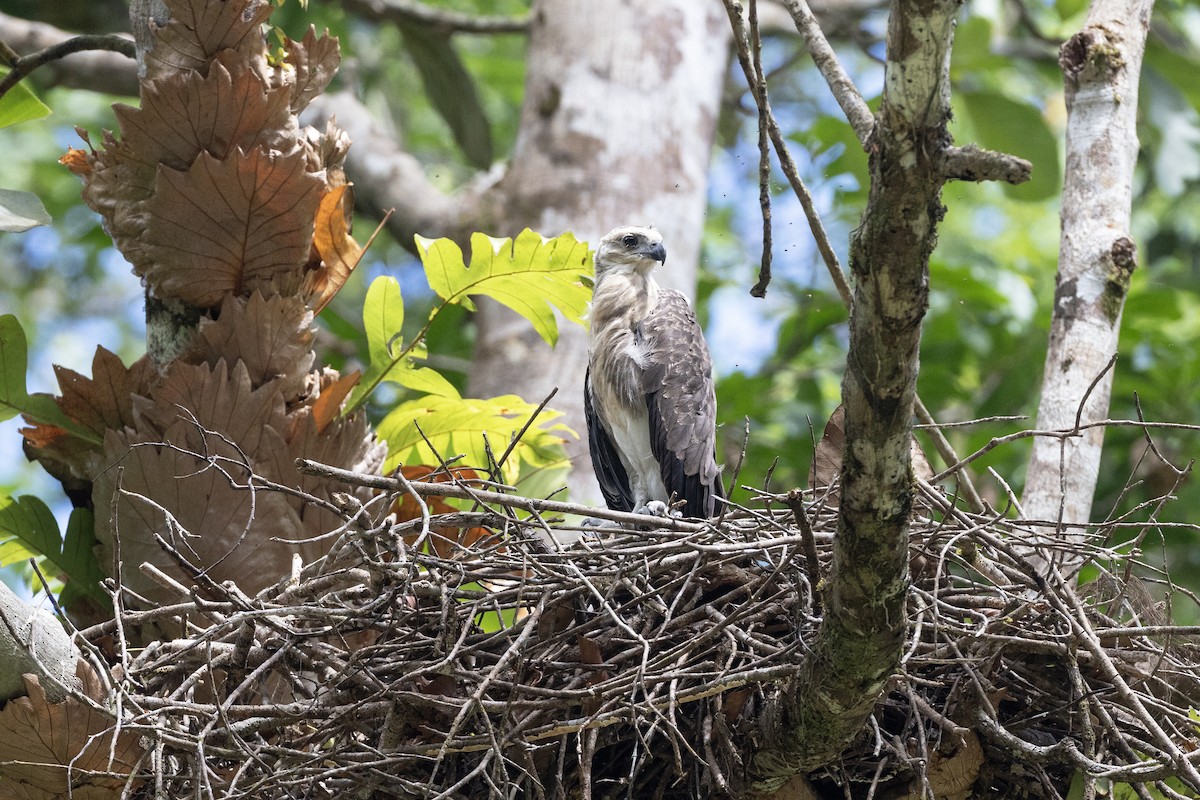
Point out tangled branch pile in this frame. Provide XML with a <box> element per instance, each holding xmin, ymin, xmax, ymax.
<box><xmin>44</xmin><ymin>460</ymin><xmax>1198</xmax><ymax>799</ymax></box>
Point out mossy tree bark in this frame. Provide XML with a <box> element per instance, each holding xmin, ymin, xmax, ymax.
<box><xmin>747</xmin><ymin>0</ymin><xmax>961</xmax><ymax>791</ymax></box>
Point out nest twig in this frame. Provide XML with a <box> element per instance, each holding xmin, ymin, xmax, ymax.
<box><xmin>74</xmin><ymin>459</ymin><xmax>1200</xmax><ymax>800</ymax></box>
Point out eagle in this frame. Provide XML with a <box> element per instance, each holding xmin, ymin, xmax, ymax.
<box><xmin>584</xmin><ymin>226</ymin><xmax>723</xmax><ymax>519</ymax></box>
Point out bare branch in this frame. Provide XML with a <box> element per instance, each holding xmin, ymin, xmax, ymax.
<box><xmin>781</xmin><ymin>0</ymin><xmax>876</xmax><ymax>144</ymax></box>
<box><xmin>724</xmin><ymin>0</ymin><xmax>854</xmax><ymax>308</ymax></box>
<box><xmin>0</xmin><ymin>13</ymin><xmax>136</xmax><ymax>96</ymax></box>
<box><xmin>745</xmin><ymin>0</ymin><xmax>967</xmax><ymax>786</ymax></box>
<box><xmin>340</xmin><ymin>0</ymin><xmax>529</xmax><ymax>35</ymax></box>
<box><xmin>939</xmin><ymin>143</ymin><xmax>1033</xmax><ymax>184</ymax></box>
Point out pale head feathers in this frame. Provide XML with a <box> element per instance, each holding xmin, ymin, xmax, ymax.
<box><xmin>593</xmin><ymin>226</ymin><xmax>666</xmax><ymax>279</ymax></box>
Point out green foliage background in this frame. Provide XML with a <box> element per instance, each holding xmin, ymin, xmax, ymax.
<box><xmin>1</xmin><ymin>0</ymin><xmax>1200</xmax><ymax>612</ymax></box>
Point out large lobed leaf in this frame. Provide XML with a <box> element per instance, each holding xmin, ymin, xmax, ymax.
<box><xmin>142</xmin><ymin>148</ymin><xmax>323</xmax><ymax>307</ymax></box>
<box><xmin>0</xmin><ymin>661</ymin><xmax>144</xmax><ymax>799</ymax></box>
<box><xmin>377</xmin><ymin>394</ymin><xmax>573</xmax><ymax>486</ymax></box>
<box><xmin>417</xmin><ymin>229</ymin><xmax>593</xmax><ymax>347</ymax></box>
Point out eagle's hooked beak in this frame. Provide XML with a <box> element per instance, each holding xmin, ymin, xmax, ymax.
<box><xmin>641</xmin><ymin>241</ymin><xmax>667</xmax><ymax>265</ymax></box>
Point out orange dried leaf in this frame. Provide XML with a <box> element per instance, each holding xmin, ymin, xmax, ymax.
<box><xmin>19</xmin><ymin>423</ymin><xmax>69</xmax><ymax>449</ymax></box>
<box><xmin>308</xmin><ymin>184</ymin><xmax>363</xmax><ymax>313</ymax></box>
<box><xmin>393</xmin><ymin>466</ymin><xmax>493</xmax><ymax>558</ymax></box>
<box><xmin>143</xmin><ymin>148</ymin><xmax>323</xmax><ymax>307</ymax></box>
<box><xmin>312</xmin><ymin>370</ymin><xmax>360</xmax><ymax>434</ymax></box>
<box><xmin>0</xmin><ymin>661</ymin><xmax>143</xmax><ymax>799</ymax></box>
<box><xmin>59</xmin><ymin>148</ymin><xmax>91</xmax><ymax>176</ymax></box>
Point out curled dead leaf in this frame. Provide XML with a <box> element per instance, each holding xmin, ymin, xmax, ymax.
<box><xmin>307</xmin><ymin>184</ymin><xmax>364</xmax><ymax>313</ymax></box>
<box><xmin>59</xmin><ymin>148</ymin><xmax>91</xmax><ymax>177</ymax></box>
<box><xmin>392</xmin><ymin>466</ymin><xmax>494</xmax><ymax>558</ymax></box>
<box><xmin>312</xmin><ymin>370</ymin><xmax>360</xmax><ymax>434</ymax></box>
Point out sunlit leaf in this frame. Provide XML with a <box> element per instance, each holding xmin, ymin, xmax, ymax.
<box><xmin>0</xmin><ymin>76</ymin><xmax>50</xmax><ymax>129</ymax></box>
<box><xmin>344</xmin><ymin>276</ymin><xmax>460</xmax><ymax>414</ymax></box>
<box><xmin>418</xmin><ymin>229</ymin><xmax>592</xmax><ymax>346</ymax></box>
<box><xmin>377</xmin><ymin>394</ymin><xmax>573</xmax><ymax>484</ymax></box>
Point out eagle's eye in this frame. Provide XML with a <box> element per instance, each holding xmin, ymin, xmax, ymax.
<box><xmin>621</xmin><ymin>234</ymin><xmax>639</xmax><ymax>248</ymax></box>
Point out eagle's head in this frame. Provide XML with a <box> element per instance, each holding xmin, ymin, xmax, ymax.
<box><xmin>594</xmin><ymin>226</ymin><xmax>666</xmax><ymax>279</ymax></box>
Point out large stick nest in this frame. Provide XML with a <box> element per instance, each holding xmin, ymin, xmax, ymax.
<box><xmin>78</xmin><ymin>466</ymin><xmax>1200</xmax><ymax>800</ymax></box>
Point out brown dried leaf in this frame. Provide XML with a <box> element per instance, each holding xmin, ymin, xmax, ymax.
<box><xmin>283</xmin><ymin>27</ymin><xmax>341</xmax><ymax>113</ymax></box>
<box><xmin>0</xmin><ymin>661</ymin><xmax>143</xmax><ymax>800</ymax></box>
<box><xmin>139</xmin><ymin>360</ymin><xmax>287</xmax><ymax>454</ymax></box>
<box><xmin>56</xmin><ymin>348</ymin><xmax>155</xmax><ymax>437</ymax></box>
<box><xmin>116</xmin><ymin>60</ymin><xmax>292</xmax><ymax>172</ymax></box>
<box><xmin>145</xmin><ymin>0</ymin><xmax>273</xmax><ymax>80</ymax></box>
<box><xmin>921</xmin><ymin>731</ymin><xmax>984</xmax><ymax>800</ymax></box>
<box><xmin>59</xmin><ymin>147</ymin><xmax>90</xmax><ymax>177</ymax></box>
<box><xmin>392</xmin><ymin>466</ymin><xmax>492</xmax><ymax>559</ymax></box>
<box><xmin>22</xmin><ymin>348</ymin><xmax>154</xmax><ymax>489</ymax></box>
<box><xmin>307</xmin><ymin>184</ymin><xmax>363</xmax><ymax>313</ymax></box>
<box><xmin>94</xmin><ymin>421</ymin><xmax>304</xmax><ymax>607</ymax></box>
<box><xmin>808</xmin><ymin>404</ymin><xmax>845</xmax><ymax>493</ymax></box>
<box><xmin>578</xmin><ymin>635</ymin><xmax>609</xmax><ymax>707</ymax></box>
<box><xmin>809</xmin><ymin>403</ymin><xmax>936</xmax><ymax>496</ymax></box>
<box><xmin>143</xmin><ymin>148</ymin><xmax>323</xmax><ymax>307</ymax></box>
<box><xmin>188</xmin><ymin>292</ymin><xmax>315</xmax><ymax>400</ymax></box>
<box><xmin>81</xmin><ymin>132</ymin><xmax>157</xmax><ymax>266</ymax></box>
<box><xmin>311</xmin><ymin>370</ymin><xmax>359</xmax><ymax>434</ymax></box>
<box><xmin>274</xmin><ymin>401</ymin><xmax>385</xmax><ymax>536</ymax></box>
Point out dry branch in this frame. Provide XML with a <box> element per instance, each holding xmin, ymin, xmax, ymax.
<box><xmin>11</xmin><ymin>456</ymin><xmax>1195</xmax><ymax>799</ymax></box>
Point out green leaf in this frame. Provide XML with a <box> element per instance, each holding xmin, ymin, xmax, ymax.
<box><xmin>0</xmin><ymin>495</ymin><xmax>58</xmax><ymax>566</ymax></box>
<box><xmin>0</xmin><ymin>188</ymin><xmax>51</xmax><ymax>231</ymax></box>
<box><xmin>957</xmin><ymin>89</ymin><xmax>1061</xmax><ymax>202</ymax></box>
<box><xmin>0</xmin><ymin>314</ymin><xmax>100</xmax><ymax>442</ymax></box>
<box><xmin>399</xmin><ymin>23</ymin><xmax>493</xmax><ymax>170</ymax></box>
<box><xmin>344</xmin><ymin>277</ymin><xmax>461</xmax><ymax>413</ymax></box>
<box><xmin>377</xmin><ymin>394</ymin><xmax>573</xmax><ymax>485</ymax></box>
<box><xmin>0</xmin><ymin>498</ymin><xmax>108</xmax><ymax>609</ymax></box>
<box><xmin>58</xmin><ymin>508</ymin><xmax>107</xmax><ymax>612</ymax></box>
<box><xmin>418</xmin><ymin>229</ymin><xmax>593</xmax><ymax>346</ymax></box>
<box><xmin>1145</xmin><ymin>40</ymin><xmax>1200</xmax><ymax>117</ymax></box>
<box><xmin>950</xmin><ymin>18</ymin><xmax>1007</xmax><ymax>76</ymax></box>
<box><xmin>0</xmin><ymin>76</ymin><xmax>51</xmax><ymax>129</ymax></box>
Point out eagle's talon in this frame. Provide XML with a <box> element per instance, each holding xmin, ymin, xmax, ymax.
<box><xmin>638</xmin><ymin>500</ymin><xmax>672</xmax><ymax>517</ymax></box>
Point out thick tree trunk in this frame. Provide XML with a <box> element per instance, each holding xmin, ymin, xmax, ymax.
<box><xmin>469</xmin><ymin>0</ymin><xmax>729</xmax><ymax>505</ymax></box>
<box><xmin>1021</xmin><ymin>0</ymin><xmax>1153</xmax><ymax>567</ymax></box>
<box><xmin>746</xmin><ymin>0</ymin><xmax>958</xmax><ymax>790</ymax></box>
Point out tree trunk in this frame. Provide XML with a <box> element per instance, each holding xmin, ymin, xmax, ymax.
<box><xmin>1021</xmin><ymin>0</ymin><xmax>1153</xmax><ymax>567</ymax></box>
<box><xmin>746</xmin><ymin>0</ymin><xmax>959</xmax><ymax>788</ymax></box>
<box><xmin>469</xmin><ymin>0</ymin><xmax>729</xmax><ymax>505</ymax></box>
